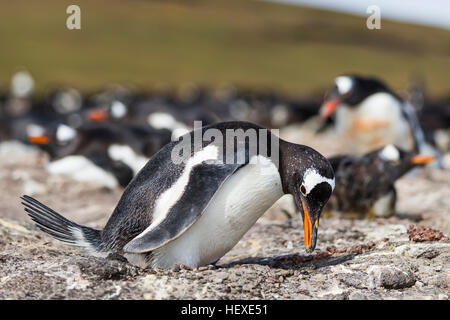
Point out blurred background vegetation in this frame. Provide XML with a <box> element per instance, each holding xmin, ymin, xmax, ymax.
<box><xmin>1</xmin><ymin>0</ymin><xmax>449</xmax><ymax>97</ymax></box>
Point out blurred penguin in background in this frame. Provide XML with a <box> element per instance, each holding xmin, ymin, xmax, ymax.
<box><xmin>319</xmin><ymin>75</ymin><xmax>439</xmax><ymax>162</ymax></box>
<box><xmin>325</xmin><ymin>144</ymin><xmax>434</xmax><ymax>219</ymax></box>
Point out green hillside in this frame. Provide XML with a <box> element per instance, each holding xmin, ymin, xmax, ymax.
<box><xmin>1</xmin><ymin>0</ymin><xmax>449</xmax><ymax>96</ymax></box>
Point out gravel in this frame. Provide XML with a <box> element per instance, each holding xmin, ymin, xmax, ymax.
<box><xmin>0</xmin><ymin>136</ymin><xmax>449</xmax><ymax>300</ymax></box>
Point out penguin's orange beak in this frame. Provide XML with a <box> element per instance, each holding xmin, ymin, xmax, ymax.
<box><xmin>301</xmin><ymin>198</ymin><xmax>318</xmax><ymax>253</ymax></box>
<box><xmin>320</xmin><ymin>98</ymin><xmax>341</xmax><ymax>119</ymax></box>
<box><xmin>87</xmin><ymin>109</ymin><xmax>108</xmax><ymax>122</ymax></box>
<box><xmin>29</xmin><ymin>135</ymin><xmax>50</xmax><ymax>145</ymax></box>
<box><xmin>411</xmin><ymin>154</ymin><xmax>435</xmax><ymax>165</ymax></box>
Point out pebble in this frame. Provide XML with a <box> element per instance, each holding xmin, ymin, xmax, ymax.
<box><xmin>3</xmin><ymin>145</ymin><xmax>450</xmax><ymax>300</ymax></box>
<box><xmin>349</xmin><ymin>292</ymin><xmax>367</xmax><ymax>300</ymax></box>
<box><xmin>367</xmin><ymin>265</ymin><xmax>416</xmax><ymax>289</ymax></box>
<box><xmin>171</xmin><ymin>264</ymin><xmax>180</xmax><ymax>272</ymax></box>
<box><xmin>215</xmin><ymin>271</ymin><xmax>229</xmax><ymax>280</ymax></box>
<box><xmin>143</xmin><ymin>293</ymin><xmax>153</xmax><ymax>300</ymax></box>
<box><xmin>212</xmin><ymin>271</ymin><xmax>229</xmax><ymax>283</ymax></box>
<box><xmin>242</xmin><ymin>284</ymin><xmax>253</xmax><ymax>291</ymax></box>
<box><xmin>279</xmin><ymin>270</ymin><xmax>292</xmax><ymax>277</ymax></box>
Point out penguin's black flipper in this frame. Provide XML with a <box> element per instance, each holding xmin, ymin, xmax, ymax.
<box><xmin>123</xmin><ymin>162</ymin><xmax>242</xmax><ymax>254</ymax></box>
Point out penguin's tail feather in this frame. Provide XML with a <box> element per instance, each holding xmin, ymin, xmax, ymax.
<box><xmin>21</xmin><ymin>195</ymin><xmax>106</xmax><ymax>257</ymax></box>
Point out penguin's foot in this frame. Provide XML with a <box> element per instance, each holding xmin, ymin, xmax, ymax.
<box><xmin>209</xmin><ymin>259</ymin><xmax>220</xmax><ymax>267</ymax></box>
<box><xmin>174</xmin><ymin>262</ymin><xmax>193</xmax><ymax>271</ymax></box>
<box><xmin>106</xmin><ymin>252</ymin><xmax>129</xmax><ymax>263</ymax></box>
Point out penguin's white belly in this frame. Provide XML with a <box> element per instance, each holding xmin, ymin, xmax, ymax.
<box><xmin>46</xmin><ymin>155</ymin><xmax>118</xmax><ymax>188</ymax></box>
<box><xmin>107</xmin><ymin>144</ymin><xmax>149</xmax><ymax>176</ymax></box>
<box><xmin>335</xmin><ymin>93</ymin><xmax>413</xmax><ymax>152</ymax></box>
<box><xmin>372</xmin><ymin>191</ymin><xmax>395</xmax><ymax>218</ymax></box>
<box><xmin>150</xmin><ymin>156</ymin><xmax>284</xmax><ymax>268</ymax></box>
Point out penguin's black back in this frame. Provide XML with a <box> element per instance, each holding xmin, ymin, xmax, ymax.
<box><xmin>342</xmin><ymin>75</ymin><xmax>401</xmax><ymax>106</ymax></box>
<box><xmin>99</xmin><ymin>121</ymin><xmax>275</xmax><ymax>251</ymax></box>
<box><xmin>327</xmin><ymin>152</ymin><xmax>396</xmax><ymax>214</ymax></box>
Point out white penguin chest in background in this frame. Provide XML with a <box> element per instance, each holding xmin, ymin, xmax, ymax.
<box><xmin>46</xmin><ymin>155</ymin><xmax>119</xmax><ymax>188</ymax></box>
<box><xmin>335</xmin><ymin>92</ymin><xmax>413</xmax><ymax>152</ymax></box>
<box><xmin>152</xmin><ymin>155</ymin><xmax>284</xmax><ymax>268</ymax></box>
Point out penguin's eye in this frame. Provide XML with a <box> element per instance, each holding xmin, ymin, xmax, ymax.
<box><xmin>300</xmin><ymin>185</ymin><xmax>307</xmax><ymax>196</ymax></box>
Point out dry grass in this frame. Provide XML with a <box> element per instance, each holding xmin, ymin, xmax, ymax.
<box><xmin>0</xmin><ymin>0</ymin><xmax>449</xmax><ymax>96</ymax></box>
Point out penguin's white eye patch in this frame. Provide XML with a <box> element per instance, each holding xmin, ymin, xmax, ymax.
<box><xmin>56</xmin><ymin>124</ymin><xmax>77</xmax><ymax>142</ymax></box>
<box><xmin>111</xmin><ymin>100</ymin><xmax>127</xmax><ymax>119</ymax></box>
<box><xmin>379</xmin><ymin>144</ymin><xmax>400</xmax><ymax>162</ymax></box>
<box><xmin>26</xmin><ymin>124</ymin><xmax>45</xmax><ymax>137</ymax></box>
<box><xmin>335</xmin><ymin>76</ymin><xmax>353</xmax><ymax>95</ymax></box>
<box><xmin>303</xmin><ymin>168</ymin><xmax>335</xmax><ymax>195</ymax></box>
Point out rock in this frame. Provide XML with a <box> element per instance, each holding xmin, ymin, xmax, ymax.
<box><xmin>0</xmin><ymin>141</ymin><xmax>40</xmax><ymax>158</ymax></box>
<box><xmin>326</xmin><ymin>292</ymin><xmax>349</xmax><ymax>300</ymax></box>
<box><xmin>0</xmin><ymin>218</ymin><xmax>29</xmax><ymax>234</ymax></box>
<box><xmin>429</xmin><ymin>274</ymin><xmax>450</xmax><ymax>289</ymax></box>
<box><xmin>408</xmin><ymin>224</ymin><xmax>450</xmax><ymax>242</ymax></box>
<box><xmin>171</xmin><ymin>264</ymin><xmax>181</xmax><ymax>272</ymax></box>
<box><xmin>242</xmin><ymin>284</ymin><xmax>253</xmax><ymax>291</ymax></box>
<box><xmin>394</xmin><ymin>242</ymin><xmax>449</xmax><ymax>258</ymax></box>
<box><xmin>1</xmin><ymin>133</ymin><xmax>450</xmax><ymax>300</ymax></box>
<box><xmin>279</xmin><ymin>269</ymin><xmax>293</xmax><ymax>277</ymax></box>
<box><xmin>416</xmin><ymin>248</ymin><xmax>440</xmax><ymax>259</ymax></box>
<box><xmin>349</xmin><ymin>292</ymin><xmax>368</xmax><ymax>300</ymax></box>
<box><xmin>365</xmin><ymin>224</ymin><xmax>408</xmax><ymax>242</ymax></box>
<box><xmin>143</xmin><ymin>292</ymin><xmax>153</xmax><ymax>300</ymax></box>
<box><xmin>367</xmin><ymin>265</ymin><xmax>416</xmax><ymax>289</ymax></box>
<box><xmin>214</xmin><ymin>271</ymin><xmax>229</xmax><ymax>282</ymax></box>
<box><xmin>337</xmin><ymin>272</ymin><xmax>366</xmax><ymax>289</ymax></box>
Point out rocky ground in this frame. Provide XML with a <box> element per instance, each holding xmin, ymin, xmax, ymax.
<box><xmin>0</xmin><ymin>127</ymin><xmax>449</xmax><ymax>300</ymax></box>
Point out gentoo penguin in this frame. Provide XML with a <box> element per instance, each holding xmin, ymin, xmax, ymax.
<box><xmin>325</xmin><ymin>144</ymin><xmax>434</xmax><ymax>218</ymax></box>
<box><xmin>84</xmin><ymin>99</ymin><xmax>209</xmax><ymax>141</ymax></box>
<box><xmin>48</xmin><ymin>87</ymin><xmax>83</xmax><ymax>116</ymax></box>
<box><xmin>404</xmin><ymin>80</ymin><xmax>450</xmax><ymax>157</ymax></box>
<box><xmin>0</xmin><ymin>93</ymin><xmax>9</xmax><ymax>141</ymax></box>
<box><xmin>26</xmin><ymin>122</ymin><xmax>155</xmax><ymax>188</ymax></box>
<box><xmin>138</xmin><ymin>99</ymin><xmax>219</xmax><ymax>141</ymax></box>
<box><xmin>221</xmin><ymin>89</ymin><xmax>274</xmax><ymax>127</ymax></box>
<box><xmin>320</xmin><ymin>75</ymin><xmax>429</xmax><ymax>155</ymax></box>
<box><xmin>21</xmin><ymin>121</ymin><xmax>335</xmax><ymax>269</ymax></box>
<box><xmin>269</xmin><ymin>97</ymin><xmax>321</xmax><ymax>128</ymax></box>
<box><xmin>419</xmin><ymin>101</ymin><xmax>450</xmax><ymax>153</ymax></box>
<box><xmin>4</xmin><ymin>70</ymin><xmax>35</xmax><ymax>118</ymax></box>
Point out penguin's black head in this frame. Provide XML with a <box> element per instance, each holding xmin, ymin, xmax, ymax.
<box><xmin>28</xmin><ymin>122</ymin><xmax>79</xmax><ymax>159</ymax></box>
<box><xmin>320</xmin><ymin>75</ymin><xmax>395</xmax><ymax>119</ymax></box>
<box><xmin>374</xmin><ymin>144</ymin><xmax>435</xmax><ymax>180</ymax></box>
<box><xmin>84</xmin><ymin>99</ymin><xmax>129</xmax><ymax>124</ymax></box>
<box><xmin>49</xmin><ymin>88</ymin><xmax>83</xmax><ymax>115</ymax></box>
<box><xmin>281</xmin><ymin>144</ymin><xmax>335</xmax><ymax>253</ymax></box>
